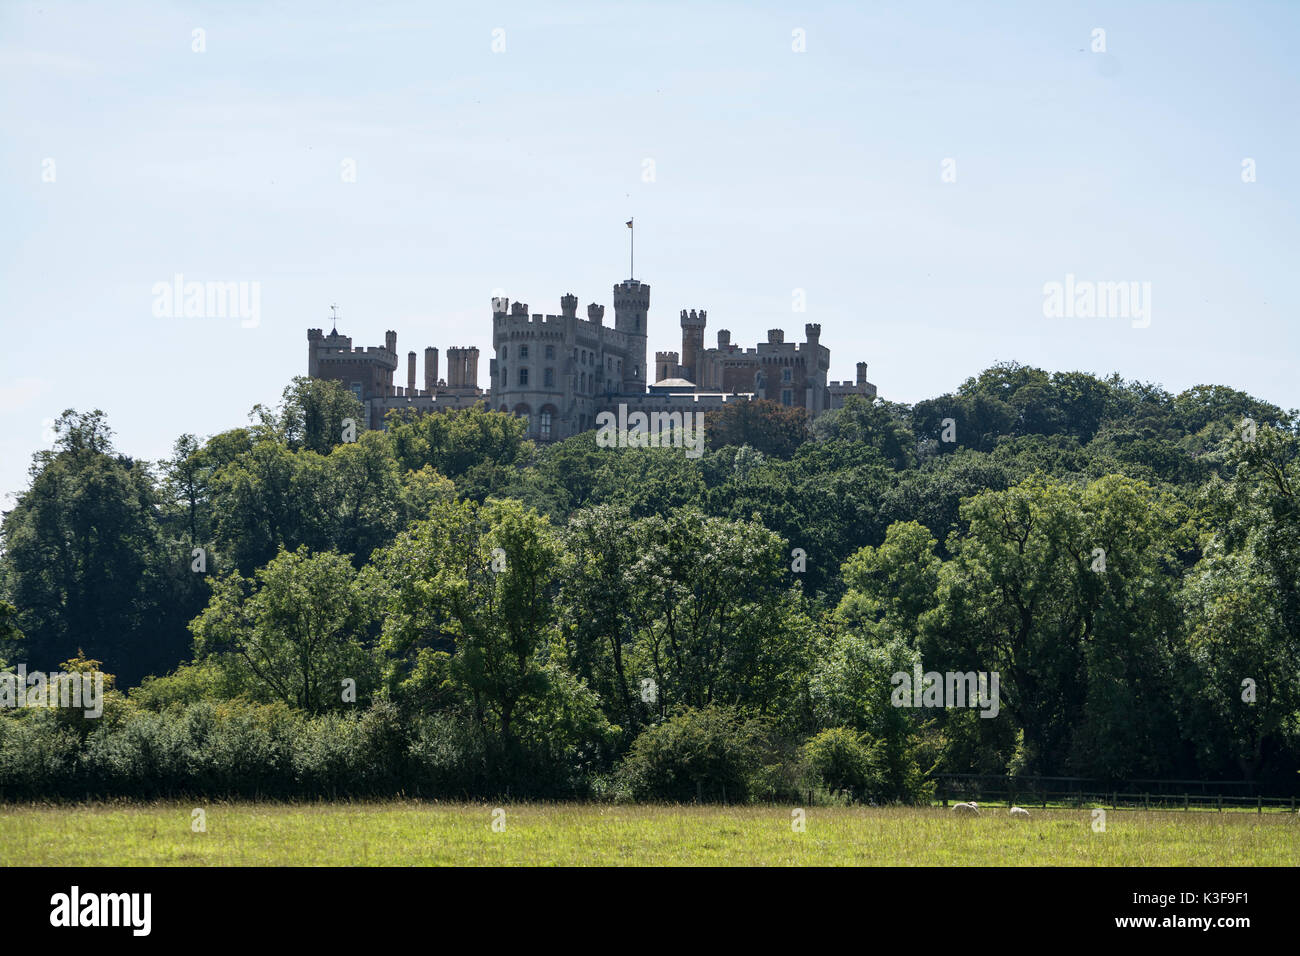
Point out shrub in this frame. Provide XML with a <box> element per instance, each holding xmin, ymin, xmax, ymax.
<box><xmin>804</xmin><ymin>727</ymin><xmax>881</xmax><ymax>799</ymax></box>
<box><xmin>619</xmin><ymin>706</ymin><xmax>768</xmax><ymax>802</ymax></box>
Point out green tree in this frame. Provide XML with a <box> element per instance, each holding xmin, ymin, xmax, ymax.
<box><xmin>0</xmin><ymin>410</ymin><xmax>171</xmax><ymax>683</ymax></box>
<box><xmin>191</xmin><ymin>546</ymin><xmax>375</xmax><ymax>713</ymax></box>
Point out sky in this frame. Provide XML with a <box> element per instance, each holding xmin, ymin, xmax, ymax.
<box><xmin>2</xmin><ymin>0</ymin><xmax>1297</xmax><ymax>505</ymax></box>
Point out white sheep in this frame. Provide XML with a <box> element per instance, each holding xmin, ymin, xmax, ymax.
<box><xmin>1009</xmin><ymin>806</ymin><xmax>1030</xmax><ymax>819</ymax></box>
<box><xmin>951</xmin><ymin>801</ymin><xmax>980</xmax><ymax>816</ymax></box>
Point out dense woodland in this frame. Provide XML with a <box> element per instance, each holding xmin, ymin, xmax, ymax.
<box><xmin>1</xmin><ymin>362</ymin><xmax>1297</xmax><ymax>801</ymax></box>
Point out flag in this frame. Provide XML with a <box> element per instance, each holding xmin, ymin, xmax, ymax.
<box><xmin>626</xmin><ymin>219</ymin><xmax>633</xmax><ymax>228</ymax></box>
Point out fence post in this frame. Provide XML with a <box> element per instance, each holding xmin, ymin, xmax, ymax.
<box><xmin>1258</xmin><ymin>795</ymin><xmax>1262</xmax><ymax>814</ymax></box>
<box><xmin>1217</xmin><ymin>794</ymin><xmax>1222</xmax><ymax>813</ymax></box>
<box><xmin>1184</xmin><ymin>793</ymin><xmax>1189</xmax><ymax>812</ymax></box>
<box><xmin>1144</xmin><ymin>792</ymin><xmax>1150</xmax><ymax>809</ymax></box>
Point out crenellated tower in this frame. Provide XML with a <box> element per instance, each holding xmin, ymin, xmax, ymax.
<box><xmin>679</xmin><ymin>308</ymin><xmax>707</xmax><ymax>385</ymax></box>
<box><xmin>613</xmin><ymin>279</ymin><xmax>649</xmax><ymax>391</ymax></box>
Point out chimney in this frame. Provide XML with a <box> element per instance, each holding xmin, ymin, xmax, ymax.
<box><xmin>466</xmin><ymin>347</ymin><xmax>479</xmax><ymax>389</ymax></box>
<box><xmin>857</xmin><ymin>362</ymin><xmax>868</xmax><ymax>386</ymax></box>
<box><xmin>446</xmin><ymin>348</ymin><xmax>462</xmax><ymax>388</ymax></box>
<box><xmin>425</xmin><ymin>347</ymin><xmax>438</xmax><ymax>392</ymax></box>
<box><xmin>407</xmin><ymin>351</ymin><xmax>417</xmax><ymax>394</ymax></box>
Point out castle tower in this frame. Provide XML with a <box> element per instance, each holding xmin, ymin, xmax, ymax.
<box><xmin>613</xmin><ymin>279</ymin><xmax>649</xmax><ymax>392</ymax></box>
<box><xmin>560</xmin><ymin>293</ymin><xmax>578</xmax><ymax>318</ymax></box>
<box><xmin>655</xmin><ymin>350</ymin><xmax>680</xmax><ymax>383</ymax></box>
<box><xmin>680</xmin><ymin>308</ymin><xmax>707</xmax><ymax>384</ymax></box>
<box><xmin>308</xmin><ymin>328</ymin><xmax>324</xmax><ymax>377</ymax></box>
<box><xmin>407</xmin><ymin>351</ymin><xmax>417</xmax><ymax>394</ymax></box>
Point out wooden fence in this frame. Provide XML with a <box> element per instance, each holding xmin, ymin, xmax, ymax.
<box><xmin>934</xmin><ymin>773</ymin><xmax>1300</xmax><ymax>814</ymax></box>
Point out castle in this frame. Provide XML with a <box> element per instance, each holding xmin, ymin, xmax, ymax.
<box><xmin>307</xmin><ymin>275</ymin><xmax>876</xmax><ymax>440</ymax></box>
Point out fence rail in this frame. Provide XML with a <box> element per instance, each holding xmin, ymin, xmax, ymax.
<box><xmin>933</xmin><ymin>774</ymin><xmax>1300</xmax><ymax>814</ymax></box>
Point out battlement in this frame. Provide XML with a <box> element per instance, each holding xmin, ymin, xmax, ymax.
<box><xmin>679</xmin><ymin>308</ymin><xmax>707</xmax><ymax>326</ymax></box>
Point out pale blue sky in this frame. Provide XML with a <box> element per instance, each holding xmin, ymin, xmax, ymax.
<box><xmin>2</xmin><ymin>0</ymin><xmax>1297</xmax><ymax>505</ymax></box>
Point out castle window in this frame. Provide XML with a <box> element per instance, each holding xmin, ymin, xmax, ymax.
<box><xmin>350</xmin><ymin>383</ymin><xmax>363</xmax><ymax>401</ymax></box>
<box><xmin>781</xmin><ymin>389</ymin><xmax>793</xmax><ymax>406</ymax></box>
<box><xmin>544</xmin><ymin>367</ymin><xmax>554</xmax><ymax>387</ymax></box>
<box><xmin>545</xmin><ymin>345</ymin><xmax>554</xmax><ymax>360</ymax></box>
<box><xmin>519</xmin><ymin>368</ymin><xmax>529</xmax><ymax>386</ymax></box>
<box><xmin>502</xmin><ymin>346</ymin><xmax>508</xmax><ymax>360</ymax></box>
<box><xmin>782</xmin><ymin>367</ymin><xmax>792</xmax><ymax>383</ymax></box>
<box><xmin>540</xmin><ymin>409</ymin><xmax>552</xmax><ymax>440</ymax></box>
<box><xmin>520</xmin><ymin>345</ymin><xmax>529</xmax><ymax>359</ymax></box>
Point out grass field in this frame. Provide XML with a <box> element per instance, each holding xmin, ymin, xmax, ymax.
<box><xmin>2</xmin><ymin>802</ymin><xmax>1296</xmax><ymax>866</ymax></box>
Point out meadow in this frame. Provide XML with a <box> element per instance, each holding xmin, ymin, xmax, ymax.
<box><xmin>1</xmin><ymin>802</ymin><xmax>1295</xmax><ymax>866</ymax></box>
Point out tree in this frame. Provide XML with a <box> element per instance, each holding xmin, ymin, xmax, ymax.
<box><xmin>928</xmin><ymin>475</ymin><xmax>1187</xmax><ymax>776</ymax></box>
<box><xmin>706</xmin><ymin>399</ymin><xmax>809</xmax><ymax>458</ymax></box>
<box><xmin>624</xmin><ymin>509</ymin><xmax>797</xmax><ymax>714</ymax></box>
<box><xmin>272</xmin><ymin>377</ymin><xmax>367</xmax><ymax>455</ymax></box>
<box><xmin>835</xmin><ymin>521</ymin><xmax>941</xmax><ymax>639</ymax></box>
<box><xmin>386</xmin><ymin>404</ymin><xmax>531</xmax><ymax>479</ymax></box>
<box><xmin>370</xmin><ymin>498</ymin><xmax>563</xmax><ymax>745</ymax></box>
<box><xmin>812</xmin><ymin>396</ymin><xmax>914</xmax><ymax>468</ymax></box>
<box><xmin>0</xmin><ymin>410</ymin><xmax>170</xmax><ymax>683</ymax></box>
<box><xmin>191</xmin><ymin>546</ymin><xmax>375</xmax><ymax>713</ymax></box>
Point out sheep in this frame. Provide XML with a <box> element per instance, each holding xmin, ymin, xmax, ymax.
<box><xmin>1009</xmin><ymin>806</ymin><xmax>1031</xmax><ymax>819</ymax></box>
<box><xmin>951</xmin><ymin>801</ymin><xmax>980</xmax><ymax>816</ymax></box>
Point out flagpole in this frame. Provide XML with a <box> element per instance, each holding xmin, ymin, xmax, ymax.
<box><xmin>630</xmin><ymin>219</ymin><xmax>634</xmax><ymax>279</ymax></box>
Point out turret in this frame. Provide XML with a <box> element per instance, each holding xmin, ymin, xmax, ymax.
<box><xmin>385</xmin><ymin>330</ymin><xmax>397</xmax><ymax>354</ymax></box>
<box><xmin>407</xmin><ymin>351</ymin><xmax>417</xmax><ymax>394</ymax></box>
<box><xmin>308</xmin><ymin>328</ymin><xmax>324</xmax><ymax>377</ymax></box>
<box><xmin>587</xmin><ymin>303</ymin><xmax>605</xmax><ymax>325</ymax></box>
<box><xmin>805</xmin><ymin>323</ymin><xmax>821</xmax><ymax>346</ymax></box>
<box><xmin>680</xmin><ymin>308</ymin><xmax>707</xmax><ymax>385</ymax></box>
<box><xmin>613</xmin><ymin>279</ymin><xmax>649</xmax><ymax>391</ymax></box>
<box><xmin>857</xmin><ymin>362</ymin><xmax>869</xmax><ymax>386</ymax></box>
<box><xmin>560</xmin><ymin>293</ymin><xmax>578</xmax><ymax>318</ymax></box>
<box><xmin>655</xmin><ymin>350</ymin><xmax>680</xmax><ymax>382</ymax></box>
